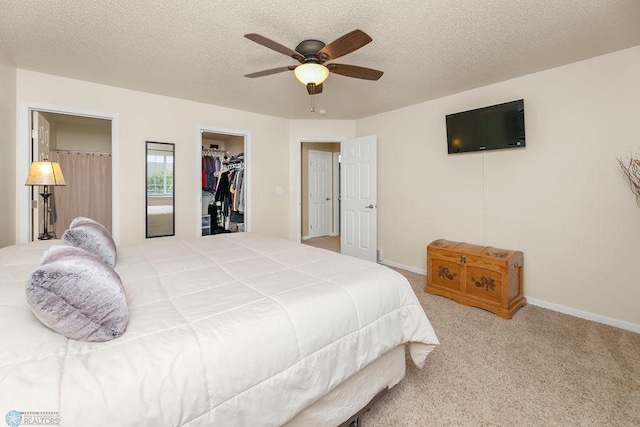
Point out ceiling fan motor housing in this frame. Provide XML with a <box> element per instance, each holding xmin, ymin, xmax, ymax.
<box><xmin>295</xmin><ymin>39</ymin><xmax>326</xmax><ymax>62</ymax></box>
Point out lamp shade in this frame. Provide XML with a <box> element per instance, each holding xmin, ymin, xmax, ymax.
<box><xmin>25</xmin><ymin>161</ymin><xmax>66</xmax><ymax>186</ymax></box>
<box><xmin>294</xmin><ymin>63</ymin><xmax>329</xmax><ymax>85</ymax></box>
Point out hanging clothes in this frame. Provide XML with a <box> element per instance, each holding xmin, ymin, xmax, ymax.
<box><xmin>212</xmin><ymin>161</ymin><xmax>244</xmax><ymax>231</ymax></box>
<box><xmin>215</xmin><ymin>171</ymin><xmax>230</xmax><ymax>203</ymax></box>
<box><xmin>202</xmin><ymin>149</ymin><xmax>226</xmax><ymax>192</ymax></box>
<box><xmin>201</xmin><ymin>157</ymin><xmax>206</xmax><ymax>188</ymax></box>
<box><xmin>203</xmin><ymin>147</ymin><xmax>245</xmax><ymax>233</ymax></box>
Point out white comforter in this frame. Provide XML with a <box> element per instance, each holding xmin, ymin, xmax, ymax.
<box><xmin>0</xmin><ymin>233</ymin><xmax>438</xmax><ymax>426</ymax></box>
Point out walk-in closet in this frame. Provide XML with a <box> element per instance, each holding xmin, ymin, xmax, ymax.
<box><xmin>201</xmin><ymin>131</ymin><xmax>245</xmax><ymax>235</ymax></box>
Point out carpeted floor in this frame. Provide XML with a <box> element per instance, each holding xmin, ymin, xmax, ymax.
<box><xmin>302</xmin><ymin>235</ymin><xmax>341</xmax><ymax>252</ymax></box>
<box><xmin>302</xmin><ymin>236</ymin><xmax>640</xmax><ymax>426</ymax></box>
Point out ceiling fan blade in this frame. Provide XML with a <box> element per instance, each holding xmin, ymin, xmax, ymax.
<box><xmin>244</xmin><ymin>66</ymin><xmax>296</xmax><ymax>78</ymax></box>
<box><xmin>306</xmin><ymin>83</ymin><xmax>323</xmax><ymax>95</ymax></box>
<box><xmin>317</xmin><ymin>30</ymin><xmax>372</xmax><ymax>61</ymax></box>
<box><xmin>326</xmin><ymin>63</ymin><xmax>383</xmax><ymax>80</ymax></box>
<box><xmin>244</xmin><ymin>34</ymin><xmax>304</xmax><ymax>62</ymax></box>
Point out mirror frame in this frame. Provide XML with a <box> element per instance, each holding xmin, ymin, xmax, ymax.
<box><xmin>145</xmin><ymin>141</ymin><xmax>175</xmax><ymax>238</ymax></box>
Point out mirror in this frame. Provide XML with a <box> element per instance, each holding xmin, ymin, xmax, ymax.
<box><xmin>146</xmin><ymin>141</ymin><xmax>175</xmax><ymax>238</ymax></box>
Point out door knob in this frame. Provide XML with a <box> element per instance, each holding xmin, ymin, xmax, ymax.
<box><xmin>326</xmin><ymin>198</ymin><xmax>331</xmax><ymax>201</ymax></box>
<box><xmin>365</xmin><ymin>204</ymin><xmax>374</xmax><ymax>209</ymax></box>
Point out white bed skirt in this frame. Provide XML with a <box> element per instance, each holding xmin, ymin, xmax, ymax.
<box><xmin>285</xmin><ymin>344</ymin><xmax>406</xmax><ymax>426</ymax></box>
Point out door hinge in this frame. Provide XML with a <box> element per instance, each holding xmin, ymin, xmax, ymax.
<box><xmin>31</xmin><ymin>129</ymin><xmax>38</xmax><ymax>139</ymax></box>
<box><xmin>460</xmin><ymin>255</ymin><xmax>466</xmax><ymax>265</ymax></box>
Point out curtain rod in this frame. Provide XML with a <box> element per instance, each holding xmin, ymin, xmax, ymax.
<box><xmin>50</xmin><ymin>149</ymin><xmax>111</xmax><ymax>156</ymax></box>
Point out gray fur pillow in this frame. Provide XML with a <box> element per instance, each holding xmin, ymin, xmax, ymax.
<box><xmin>26</xmin><ymin>245</ymin><xmax>128</xmax><ymax>342</ymax></box>
<box><xmin>62</xmin><ymin>217</ymin><xmax>116</xmax><ymax>267</ymax></box>
<box><xmin>69</xmin><ymin>216</ymin><xmax>112</xmax><ymax>234</ymax></box>
<box><xmin>40</xmin><ymin>244</ymin><xmax>95</xmax><ymax>266</ymax></box>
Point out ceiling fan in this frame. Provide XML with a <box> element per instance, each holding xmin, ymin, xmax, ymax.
<box><xmin>244</xmin><ymin>30</ymin><xmax>383</xmax><ymax>95</ymax></box>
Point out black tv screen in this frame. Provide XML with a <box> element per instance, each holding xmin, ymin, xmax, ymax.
<box><xmin>446</xmin><ymin>99</ymin><xmax>525</xmax><ymax>154</ymax></box>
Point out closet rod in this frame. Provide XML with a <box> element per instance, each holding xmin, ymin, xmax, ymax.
<box><xmin>202</xmin><ymin>148</ymin><xmax>228</xmax><ymax>156</ymax></box>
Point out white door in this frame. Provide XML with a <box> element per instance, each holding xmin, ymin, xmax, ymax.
<box><xmin>332</xmin><ymin>152</ymin><xmax>340</xmax><ymax>236</ymax></box>
<box><xmin>308</xmin><ymin>150</ymin><xmax>332</xmax><ymax>238</ymax></box>
<box><xmin>340</xmin><ymin>135</ymin><xmax>377</xmax><ymax>262</ymax></box>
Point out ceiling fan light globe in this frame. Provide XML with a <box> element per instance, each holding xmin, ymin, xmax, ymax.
<box><xmin>294</xmin><ymin>63</ymin><xmax>329</xmax><ymax>85</ymax></box>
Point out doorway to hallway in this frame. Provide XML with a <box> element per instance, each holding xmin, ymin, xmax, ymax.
<box><xmin>301</xmin><ymin>142</ymin><xmax>340</xmax><ymax>240</ymax></box>
<box><xmin>30</xmin><ymin>111</ymin><xmax>112</xmax><ymax>240</ymax></box>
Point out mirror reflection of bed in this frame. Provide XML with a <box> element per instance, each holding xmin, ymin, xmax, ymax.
<box><xmin>146</xmin><ymin>141</ymin><xmax>175</xmax><ymax>238</ymax></box>
<box><xmin>146</xmin><ymin>197</ymin><xmax>174</xmax><ymax>237</ymax></box>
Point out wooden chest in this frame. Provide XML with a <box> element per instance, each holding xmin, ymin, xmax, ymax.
<box><xmin>425</xmin><ymin>239</ymin><xmax>525</xmax><ymax>319</ymax></box>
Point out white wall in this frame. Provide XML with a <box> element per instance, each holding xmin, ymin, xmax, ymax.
<box><xmin>9</xmin><ymin>48</ymin><xmax>640</xmax><ymax>329</ymax></box>
<box><xmin>54</xmin><ymin>120</ymin><xmax>112</xmax><ymax>153</ymax></box>
<box><xmin>357</xmin><ymin>46</ymin><xmax>640</xmax><ymax>327</ymax></box>
<box><xmin>16</xmin><ymin>70</ymin><xmax>291</xmax><ymax>244</ymax></box>
<box><xmin>0</xmin><ymin>53</ymin><xmax>16</xmax><ymax>248</ymax></box>
<box><xmin>202</xmin><ymin>135</ymin><xmax>243</xmax><ymax>156</ymax></box>
<box><xmin>288</xmin><ymin>119</ymin><xmax>356</xmax><ymax>240</ymax></box>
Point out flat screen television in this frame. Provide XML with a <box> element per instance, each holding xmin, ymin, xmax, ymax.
<box><xmin>446</xmin><ymin>99</ymin><xmax>525</xmax><ymax>154</ymax></box>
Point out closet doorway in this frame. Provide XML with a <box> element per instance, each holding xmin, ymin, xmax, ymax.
<box><xmin>199</xmin><ymin>129</ymin><xmax>249</xmax><ymax>236</ymax></box>
<box><xmin>29</xmin><ymin>111</ymin><xmax>113</xmax><ymax>241</ymax></box>
<box><xmin>301</xmin><ymin>142</ymin><xmax>341</xmax><ymax>241</ymax></box>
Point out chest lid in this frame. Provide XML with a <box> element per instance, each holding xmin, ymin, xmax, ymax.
<box><xmin>428</xmin><ymin>239</ymin><xmax>521</xmax><ymax>262</ymax></box>
<box><xmin>428</xmin><ymin>239</ymin><xmax>487</xmax><ymax>254</ymax></box>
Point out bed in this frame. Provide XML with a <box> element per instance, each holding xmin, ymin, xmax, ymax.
<box><xmin>0</xmin><ymin>232</ymin><xmax>438</xmax><ymax>426</ymax></box>
<box><xmin>146</xmin><ymin>204</ymin><xmax>174</xmax><ymax>236</ymax></box>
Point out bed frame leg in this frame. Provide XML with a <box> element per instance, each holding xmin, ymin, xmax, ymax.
<box><xmin>338</xmin><ymin>387</ymin><xmax>388</xmax><ymax>427</ymax></box>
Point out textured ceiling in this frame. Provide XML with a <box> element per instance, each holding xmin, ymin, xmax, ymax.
<box><xmin>1</xmin><ymin>1</ymin><xmax>639</xmax><ymax>120</ymax></box>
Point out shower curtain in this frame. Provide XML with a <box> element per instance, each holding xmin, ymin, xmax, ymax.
<box><xmin>49</xmin><ymin>150</ymin><xmax>112</xmax><ymax>236</ymax></box>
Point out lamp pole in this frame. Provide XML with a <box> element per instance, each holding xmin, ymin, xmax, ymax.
<box><xmin>39</xmin><ymin>184</ymin><xmax>53</xmax><ymax>240</ymax></box>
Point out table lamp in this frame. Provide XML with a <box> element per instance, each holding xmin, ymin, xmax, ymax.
<box><xmin>25</xmin><ymin>161</ymin><xmax>66</xmax><ymax>240</ymax></box>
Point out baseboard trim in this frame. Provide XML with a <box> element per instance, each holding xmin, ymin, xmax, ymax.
<box><xmin>381</xmin><ymin>259</ymin><xmax>639</xmax><ymax>334</ymax></box>
<box><xmin>380</xmin><ymin>260</ymin><xmax>426</xmax><ymax>275</ymax></box>
<box><xmin>301</xmin><ymin>235</ymin><xmax>310</xmax><ymax>240</ymax></box>
<box><xmin>526</xmin><ymin>297</ymin><xmax>640</xmax><ymax>334</ymax></box>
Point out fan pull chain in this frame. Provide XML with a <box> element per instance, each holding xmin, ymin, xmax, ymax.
<box><xmin>310</xmin><ymin>95</ymin><xmax>316</xmax><ymax>113</ymax></box>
